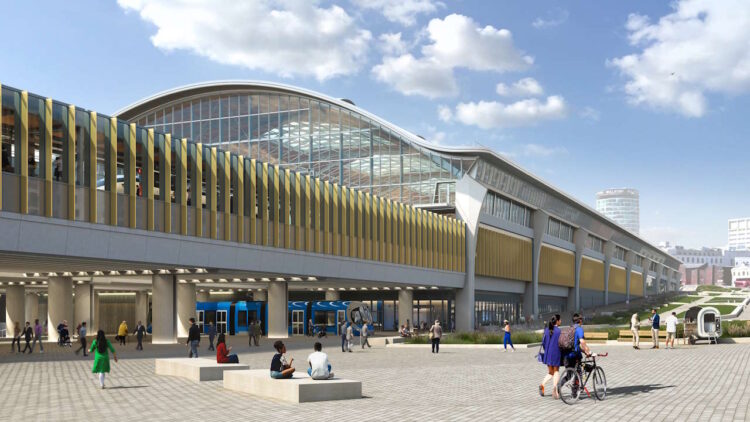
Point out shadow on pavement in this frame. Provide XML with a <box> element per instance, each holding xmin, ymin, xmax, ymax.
<box><xmin>607</xmin><ymin>384</ymin><xmax>675</xmax><ymax>398</ymax></box>
<box><xmin>106</xmin><ymin>385</ymin><xmax>149</xmax><ymax>390</ymax></box>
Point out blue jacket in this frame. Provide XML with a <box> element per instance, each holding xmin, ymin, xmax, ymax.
<box><xmin>652</xmin><ymin>314</ymin><xmax>660</xmax><ymax>329</ymax></box>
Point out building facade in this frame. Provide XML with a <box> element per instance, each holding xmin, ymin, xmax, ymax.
<box><xmin>595</xmin><ymin>188</ymin><xmax>640</xmax><ymax>234</ymax></box>
<box><xmin>728</xmin><ymin>218</ymin><xmax>750</xmax><ymax>251</ymax></box>
<box><xmin>0</xmin><ymin>81</ymin><xmax>681</xmax><ymax>339</ymax></box>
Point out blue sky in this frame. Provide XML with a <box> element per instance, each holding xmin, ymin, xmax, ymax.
<box><xmin>2</xmin><ymin>0</ymin><xmax>747</xmax><ymax>248</ymax></box>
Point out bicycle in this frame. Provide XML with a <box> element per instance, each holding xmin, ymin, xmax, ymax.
<box><xmin>558</xmin><ymin>352</ymin><xmax>608</xmax><ymax>405</ymax></box>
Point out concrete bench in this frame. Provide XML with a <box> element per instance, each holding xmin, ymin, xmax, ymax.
<box><xmin>155</xmin><ymin>358</ymin><xmax>249</xmax><ymax>382</ymax></box>
<box><xmin>223</xmin><ymin>369</ymin><xmax>362</xmax><ymax>403</ymax></box>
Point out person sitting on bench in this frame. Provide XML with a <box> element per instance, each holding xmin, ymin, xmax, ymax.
<box><xmin>307</xmin><ymin>342</ymin><xmax>334</xmax><ymax>380</ymax></box>
<box><xmin>216</xmin><ymin>333</ymin><xmax>239</xmax><ymax>364</ymax></box>
<box><xmin>270</xmin><ymin>340</ymin><xmax>295</xmax><ymax>379</ymax></box>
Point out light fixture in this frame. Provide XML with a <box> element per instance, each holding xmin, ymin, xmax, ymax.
<box><xmin>246</xmin><ymin>278</ymin><xmax>255</xmax><ymax>282</ymax></box>
<box><xmin>261</xmin><ymin>278</ymin><xmax>270</xmax><ymax>282</ymax></box>
<box><xmin>349</xmin><ymin>287</ymin><xmax>357</xmax><ymax>291</ymax></box>
<box><xmin>42</xmin><ymin>281</ymin><xmax>47</xmax><ymax>285</ymax></box>
<box><xmin>77</xmin><ymin>280</ymin><xmax>84</xmax><ymax>285</ymax></box>
<box><xmin>62</xmin><ymin>272</ymin><xmax>73</xmax><ymax>277</ymax></box>
<box><xmin>77</xmin><ymin>272</ymin><xmax>88</xmax><ymax>277</ymax></box>
<box><xmin>394</xmin><ymin>286</ymin><xmax>402</xmax><ymax>290</ymax></box>
<box><xmin>275</xmin><ymin>277</ymin><xmax>285</xmax><ymax>282</ymax></box>
<box><xmin>205</xmin><ymin>279</ymin><xmax>214</xmax><ymax>283</ymax></box>
<box><xmin>178</xmin><ymin>279</ymin><xmax>187</xmax><ymax>283</ymax></box>
<box><xmin>406</xmin><ymin>286</ymin><xmax>414</xmax><ymax>290</ymax></box>
<box><xmin>93</xmin><ymin>271</ymin><xmax>103</xmax><ymax>276</ymax></box>
<box><xmin>30</xmin><ymin>281</ymin><xmax>37</xmax><ymax>285</ymax></box>
<box><xmin>372</xmin><ymin>287</ymin><xmax>379</xmax><ymax>290</ymax></box>
<box><xmin>232</xmin><ymin>278</ymin><xmax>241</xmax><ymax>282</ymax></box>
<box><xmin>290</xmin><ymin>277</ymin><xmax>302</xmax><ymax>281</ymax></box>
<box><xmin>141</xmin><ymin>270</ymin><xmax>153</xmax><ymax>275</ymax></box>
<box><xmin>8</xmin><ymin>281</ymin><xmax>15</xmax><ymax>285</ymax></box>
<box><xmin>430</xmin><ymin>286</ymin><xmax>438</xmax><ymax>290</ymax></box>
<box><xmin>108</xmin><ymin>271</ymin><xmax>120</xmax><ymax>276</ymax></box>
<box><xmin>418</xmin><ymin>286</ymin><xmax>427</xmax><ymax>290</ymax></box>
<box><xmin>125</xmin><ymin>270</ymin><xmax>136</xmax><ymax>275</ymax></box>
<box><xmin>219</xmin><ymin>278</ymin><xmax>228</xmax><ymax>283</ymax></box>
<box><xmin>338</xmin><ymin>287</ymin><xmax>346</xmax><ymax>291</ymax></box>
<box><xmin>46</xmin><ymin>272</ymin><xmax>56</xmax><ymax>277</ymax></box>
<box><xmin>383</xmin><ymin>287</ymin><xmax>391</xmax><ymax>290</ymax></box>
<box><xmin>317</xmin><ymin>287</ymin><xmax>323</xmax><ymax>291</ymax></box>
<box><xmin>328</xmin><ymin>287</ymin><xmax>335</xmax><ymax>291</ymax></box>
<box><xmin>19</xmin><ymin>281</ymin><xmax>25</xmax><ymax>285</ymax></box>
<box><xmin>307</xmin><ymin>277</ymin><xmax>317</xmax><ymax>281</ymax></box>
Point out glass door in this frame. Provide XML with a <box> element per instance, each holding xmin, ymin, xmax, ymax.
<box><xmin>217</xmin><ymin>310</ymin><xmax>227</xmax><ymax>334</ymax></box>
<box><xmin>197</xmin><ymin>310</ymin><xmax>204</xmax><ymax>332</ymax></box>
<box><xmin>291</xmin><ymin>310</ymin><xmax>304</xmax><ymax>335</ymax></box>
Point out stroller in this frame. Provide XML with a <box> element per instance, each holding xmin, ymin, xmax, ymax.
<box><xmin>58</xmin><ymin>326</ymin><xmax>72</xmax><ymax>347</ymax></box>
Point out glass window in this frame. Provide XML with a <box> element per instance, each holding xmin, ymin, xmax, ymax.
<box><xmin>27</xmin><ymin>95</ymin><xmax>45</xmax><ymax>178</ymax></box>
<box><xmin>1</xmin><ymin>88</ymin><xmax>19</xmax><ymax>174</ymax></box>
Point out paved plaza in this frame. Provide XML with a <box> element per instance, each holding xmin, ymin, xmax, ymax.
<box><xmin>1</xmin><ymin>336</ymin><xmax>748</xmax><ymax>421</ymax></box>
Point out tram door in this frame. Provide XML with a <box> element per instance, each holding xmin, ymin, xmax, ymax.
<box><xmin>197</xmin><ymin>310</ymin><xmax>205</xmax><ymax>332</ymax></box>
<box><xmin>337</xmin><ymin>310</ymin><xmax>346</xmax><ymax>332</ymax></box>
<box><xmin>217</xmin><ymin>310</ymin><xmax>228</xmax><ymax>334</ymax></box>
<box><xmin>291</xmin><ymin>310</ymin><xmax>304</xmax><ymax>335</ymax></box>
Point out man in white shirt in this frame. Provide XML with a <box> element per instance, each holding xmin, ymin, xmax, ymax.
<box><xmin>346</xmin><ymin>324</ymin><xmax>354</xmax><ymax>352</ymax></box>
<box><xmin>665</xmin><ymin>312</ymin><xmax>679</xmax><ymax>349</ymax></box>
<box><xmin>307</xmin><ymin>342</ymin><xmax>334</xmax><ymax>380</ymax></box>
<box><xmin>360</xmin><ymin>322</ymin><xmax>371</xmax><ymax>349</ymax></box>
<box><xmin>630</xmin><ymin>313</ymin><xmax>640</xmax><ymax>350</ymax></box>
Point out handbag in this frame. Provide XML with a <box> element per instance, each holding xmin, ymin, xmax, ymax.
<box><xmin>535</xmin><ymin>338</ymin><xmax>545</xmax><ymax>363</ymax></box>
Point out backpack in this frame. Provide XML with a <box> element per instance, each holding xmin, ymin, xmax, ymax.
<box><xmin>558</xmin><ymin>326</ymin><xmax>576</xmax><ymax>351</ymax></box>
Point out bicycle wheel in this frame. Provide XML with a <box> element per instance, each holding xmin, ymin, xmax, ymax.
<box><xmin>592</xmin><ymin>366</ymin><xmax>607</xmax><ymax>400</ymax></box>
<box><xmin>558</xmin><ymin>368</ymin><xmax>582</xmax><ymax>405</ymax></box>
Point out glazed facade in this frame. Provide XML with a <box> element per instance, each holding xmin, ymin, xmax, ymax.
<box><xmin>124</xmin><ymin>88</ymin><xmax>475</xmax><ymax>206</ymax></box>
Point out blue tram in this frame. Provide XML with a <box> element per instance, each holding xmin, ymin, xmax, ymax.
<box><xmin>196</xmin><ymin>300</ymin><xmax>385</xmax><ymax>336</ymax></box>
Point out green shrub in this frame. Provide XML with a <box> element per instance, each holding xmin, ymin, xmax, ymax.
<box><xmin>722</xmin><ymin>321</ymin><xmax>750</xmax><ymax>338</ymax></box>
<box><xmin>587</xmin><ymin>327</ymin><xmax>620</xmax><ymax>340</ymax></box>
<box><xmin>705</xmin><ymin>292</ymin><xmax>723</xmax><ymax>296</ymax></box>
<box><xmin>406</xmin><ymin>331</ymin><xmax>543</xmax><ymax>345</ymax></box>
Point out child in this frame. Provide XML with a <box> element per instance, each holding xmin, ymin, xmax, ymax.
<box><xmin>270</xmin><ymin>340</ymin><xmax>295</xmax><ymax>379</ymax></box>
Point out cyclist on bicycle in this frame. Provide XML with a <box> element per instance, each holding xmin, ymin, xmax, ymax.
<box><xmin>564</xmin><ymin>314</ymin><xmax>592</xmax><ymax>368</ymax></box>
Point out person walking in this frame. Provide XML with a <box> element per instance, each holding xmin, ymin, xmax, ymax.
<box><xmin>187</xmin><ymin>317</ymin><xmax>200</xmax><ymax>358</ymax></box>
<box><xmin>74</xmin><ymin>322</ymin><xmax>88</xmax><ymax>356</ymax></box>
<box><xmin>308</xmin><ymin>318</ymin><xmax>314</xmax><ymax>337</ymax></box>
<box><xmin>539</xmin><ymin>315</ymin><xmax>562</xmax><ymax>399</ymax></box>
<box><xmin>117</xmin><ymin>321</ymin><xmax>128</xmax><ymax>346</ymax></box>
<box><xmin>345</xmin><ymin>323</ymin><xmax>354</xmax><ymax>353</ymax></box>
<box><xmin>22</xmin><ymin>322</ymin><xmax>34</xmax><ymax>354</ymax></box>
<box><xmin>206</xmin><ymin>321</ymin><xmax>216</xmax><ymax>351</ymax></box>
<box><xmin>89</xmin><ymin>330</ymin><xmax>117</xmax><ymax>389</ymax></box>
<box><xmin>253</xmin><ymin>320</ymin><xmax>262</xmax><ymax>346</ymax></box>
<box><xmin>665</xmin><ymin>311</ymin><xmax>679</xmax><ymax>349</ymax></box>
<box><xmin>11</xmin><ymin>322</ymin><xmax>21</xmax><ymax>353</ymax></box>
<box><xmin>503</xmin><ymin>320</ymin><xmax>515</xmax><ymax>352</ymax></box>
<box><xmin>360</xmin><ymin>322</ymin><xmax>372</xmax><ymax>349</ymax></box>
<box><xmin>31</xmin><ymin>319</ymin><xmax>44</xmax><ymax>353</ymax></box>
<box><xmin>429</xmin><ymin>320</ymin><xmax>443</xmax><ymax>354</ymax></box>
<box><xmin>648</xmin><ymin>309</ymin><xmax>660</xmax><ymax>349</ymax></box>
<box><xmin>340</xmin><ymin>321</ymin><xmax>348</xmax><ymax>352</ymax></box>
<box><xmin>249</xmin><ymin>320</ymin><xmax>260</xmax><ymax>347</ymax></box>
<box><xmin>630</xmin><ymin>312</ymin><xmax>641</xmax><ymax>350</ymax></box>
<box><xmin>133</xmin><ymin>321</ymin><xmax>146</xmax><ymax>351</ymax></box>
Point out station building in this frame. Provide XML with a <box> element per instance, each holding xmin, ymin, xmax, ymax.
<box><xmin>0</xmin><ymin>81</ymin><xmax>681</xmax><ymax>339</ymax></box>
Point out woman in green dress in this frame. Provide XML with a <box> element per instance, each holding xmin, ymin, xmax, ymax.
<box><xmin>89</xmin><ymin>330</ymin><xmax>118</xmax><ymax>389</ymax></box>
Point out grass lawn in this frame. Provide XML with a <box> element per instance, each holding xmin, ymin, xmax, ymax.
<box><xmin>677</xmin><ymin>304</ymin><xmax>739</xmax><ymax>318</ymax></box>
<box><xmin>706</xmin><ymin>297</ymin><xmax>746</xmax><ymax>304</ymax></box>
<box><xmin>638</xmin><ymin>303</ymin><xmax>682</xmax><ymax>321</ymax></box>
<box><xmin>672</xmin><ymin>295</ymin><xmax>701</xmax><ymax>303</ymax></box>
<box><xmin>697</xmin><ymin>285</ymin><xmax>730</xmax><ymax>292</ymax></box>
<box><xmin>705</xmin><ymin>292</ymin><xmax>723</xmax><ymax>296</ymax></box>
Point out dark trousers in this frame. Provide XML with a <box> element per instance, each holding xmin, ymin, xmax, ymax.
<box><xmin>22</xmin><ymin>339</ymin><xmax>32</xmax><ymax>353</ymax></box>
<box><xmin>431</xmin><ymin>338</ymin><xmax>440</xmax><ymax>353</ymax></box>
<box><xmin>136</xmin><ymin>335</ymin><xmax>143</xmax><ymax>350</ymax></box>
<box><xmin>341</xmin><ymin>336</ymin><xmax>347</xmax><ymax>351</ymax></box>
<box><xmin>208</xmin><ymin>335</ymin><xmax>215</xmax><ymax>351</ymax></box>
<box><xmin>249</xmin><ymin>335</ymin><xmax>258</xmax><ymax>346</ymax></box>
<box><xmin>75</xmin><ymin>337</ymin><xmax>88</xmax><ymax>355</ymax></box>
<box><xmin>11</xmin><ymin>337</ymin><xmax>21</xmax><ymax>352</ymax></box>
<box><xmin>224</xmin><ymin>354</ymin><xmax>239</xmax><ymax>364</ymax></box>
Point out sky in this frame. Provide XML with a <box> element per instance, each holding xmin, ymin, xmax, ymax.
<box><xmin>1</xmin><ymin>0</ymin><xmax>748</xmax><ymax>249</ymax></box>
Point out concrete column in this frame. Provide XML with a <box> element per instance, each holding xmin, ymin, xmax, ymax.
<box><xmin>196</xmin><ymin>291</ymin><xmax>209</xmax><ymax>302</ymax></box>
<box><xmin>641</xmin><ymin>258</ymin><xmax>651</xmax><ymax>298</ymax></box>
<box><xmin>527</xmin><ymin>211</ymin><xmax>549</xmax><ymax>318</ymax></box>
<box><xmin>152</xmin><ymin>274</ymin><xmax>176</xmax><ymax>344</ymax></box>
<box><xmin>74</xmin><ymin>282</ymin><xmax>92</xmax><ymax>327</ymax></box>
<box><xmin>47</xmin><ymin>276</ymin><xmax>73</xmax><ymax>342</ymax></box>
<box><xmin>603</xmin><ymin>241</ymin><xmax>614</xmax><ymax>306</ymax></box>
<box><xmin>25</xmin><ymin>292</ymin><xmax>39</xmax><ymax>324</ymax></box>
<box><xmin>454</xmin><ymin>174</ymin><xmax>486</xmax><ymax>332</ymax></box>
<box><xmin>135</xmin><ymin>291</ymin><xmax>149</xmax><ymax>326</ymax></box>
<box><xmin>5</xmin><ymin>285</ymin><xmax>25</xmax><ymax>338</ymax></box>
<box><xmin>267</xmin><ymin>281</ymin><xmax>288</xmax><ymax>338</ymax></box>
<box><xmin>625</xmin><ymin>251</ymin><xmax>635</xmax><ymax>304</ymax></box>
<box><xmin>92</xmin><ymin>292</ymin><xmax>101</xmax><ymax>332</ymax></box>
<box><xmin>398</xmin><ymin>289</ymin><xmax>413</xmax><ymax>330</ymax></box>
<box><xmin>254</xmin><ymin>290</ymin><xmax>267</xmax><ymax>302</ymax></box>
<box><xmin>324</xmin><ymin>290</ymin><xmax>340</xmax><ymax>301</ymax></box>
<box><xmin>176</xmin><ymin>282</ymin><xmax>196</xmax><ymax>339</ymax></box>
<box><xmin>571</xmin><ymin>229</ymin><xmax>586</xmax><ymax>312</ymax></box>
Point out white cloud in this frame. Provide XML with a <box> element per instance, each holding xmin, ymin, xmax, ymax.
<box><xmin>609</xmin><ymin>0</ymin><xmax>750</xmax><ymax>117</ymax></box>
<box><xmin>423</xmin><ymin>14</ymin><xmax>533</xmax><ymax>72</ymax></box>
<box><xmin>373</xmin><ymin>14</ymin><xmax>532</xmax><ymax>97</ymax></box>
<box><xmin>532</xmin><ymin>9</ymin><xmax>569</xmax><ymax>29</ymax></box>
<box><xmin>118</xmin><ymin>0</ymin><xmax>372</xmax><ymax>81</ymax></box>
<box><xmin>496</xmin><ymin>77</ymin><xmax>544</xmax><ymax>97</ymax></box>
<box><xmin>372</xmin><ymin>54</ymin><xmax>457</xmax><ymax>98</ymax></box>
<box><xmin>378</xmin><ymin>32</ymin><xmax>408</xmax><ymax>55</ymax></box>
<box><xmin>437</xmin><ymin>105</ymin><xmax>453</xmax><ymax>122</ymax></box>
<box><xmin>351</xmin><ymin>0</ymin><xmax>442</xmax><ymax>26</ymax></box>
<box><xmin>579</xmin><ymin>106</ymin><xmax>601</xmax><ymax>121</ymax></box>
<box><xmin>454</xmin><ymin>96</ymin><xmax>567</xmax><ymax>129</ymax></box>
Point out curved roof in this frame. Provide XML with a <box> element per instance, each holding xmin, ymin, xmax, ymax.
<box><xmin>115</xmin><ymin>80</ymin><xmax>680</xmax><ymax>268</ymax></box>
